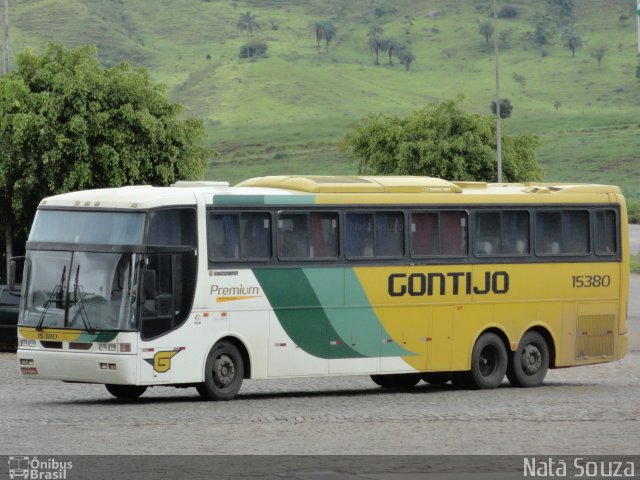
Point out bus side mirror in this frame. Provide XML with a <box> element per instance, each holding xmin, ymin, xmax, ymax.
<box><xmin>143</xmin><ymin>269</ymin><xmax>157</xmax><ymax>301</ymax></box>
<box><xmin>9</xmin><ymin>256</ymin><xmax>25</xmax><ymax>293</ymax></box>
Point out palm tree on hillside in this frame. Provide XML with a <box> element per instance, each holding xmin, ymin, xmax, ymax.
<box><xmin>368</xmin><ymin>36</ymin><xmax>383</xmax><ymax>65</ymax></box>
<box><xmin>237</xmin><ymin>11</ymin><xmax>260</xmax><ymax>36</ymax></box>
<box><xmin>398</xmin><ymin>46</ymin><xmax>415</xmax><ymax>71</ymax></box>
<box><xmin>561</xmin><ymin>29</ymin><xmax>583</xmax><ymax>57</ymax></box>
<box><xmin>380</xmin><ymin>37</ymin><xmax>400</xmax><ymax>65</ymax></box>
<box><xmin>313</xmin><ymin>21</ymin><xmax>337</xmax><ymax>54</ymax></box>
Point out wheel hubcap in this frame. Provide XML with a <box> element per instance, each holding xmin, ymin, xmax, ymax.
<box><xmin>213</xmin><ymin>354</ymin><xmax>235</xmax><ymax>387</ymax></box>
<box><xmin>479</xmin><ymin>346</ymin><xmax>498</xmax><ymax>377</ymax></box>
<box><xmin>521</xmin><ymin>345</ymin><xmax>542</xmax><ymax>375</ymax></box>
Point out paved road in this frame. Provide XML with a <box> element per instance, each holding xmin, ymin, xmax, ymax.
<box><xmin>630</xmin><ymin>224</ymin><xmax>640</xmax><ymax>255</ymax></box>
<box><xmin>1</xmin><ymin>274</ymin><xmax>639</xmax><ymax>457</ymax></box>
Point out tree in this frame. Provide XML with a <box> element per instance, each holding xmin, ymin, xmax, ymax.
<box><xmin>546</xmin><ymin>0</ymin><xmax>574</xmax><ymax>24</ymax></box>
<box><xmin>380</xmin><ymin>37</ymin><xmax>400</xmax><ymax>65</ymax></box>
<box><xmin>397</xmin><ymin>45</ymin><xmax>415</xmax><ymax>71</ymax></box>
<box><xmin>490</xmin><ymin>98</ymin><xmax>513</xmax><ymax>118</ymax></box>
<box><xmin>313</xmin><ymin>21</ymin><xmax>336</xmax><ymax>54</ymax></box>
<box><xmin>532</xmin><ymin>14</ymin><xmax>555</xmax><ymax>47</ymax></box>
<box><xmin>339</xmin><ymin>96</ymin><xmax>542</xmax><ymax>182</ymax></box>
<box><xmin>237</xmin><ymin>11</ymin><xmax>260</xmax><ymax>36</ymax></box>
<box><xmin>321</xmin><ymin>22</ymin><xmax>336</xmax><ymax>52</ymax></box>
<box><xmin>561</xmin><ymin>29</ymin><xmax>583</xmax><ymax>57</ymax></box>
<box><xmin>591</xmin><ymin>45</ymin><xmax>607</xmax><ymax>67</ymax></box>
<box><xmin>368</xmin><ymin>36</ymin><xmax>384</xmax><ymax>65</ymax></box>
<box><xmin>479</xmin><ymin>19</ymin><xmax>495</xmax><ymax>45</ymax></box>
<box><xmin>0</xmin><ymin>44</ymin><xmax>207</xmax><ymax>256</ymax></box>
<box><xmin>239</xmin><ymin>40</ymin><xmax>268</xmax><ymax>59</ymax></box>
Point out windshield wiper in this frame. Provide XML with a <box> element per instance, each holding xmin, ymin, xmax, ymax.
<box><xmin>36</xmin><ymin>266</ymin><xmax>66</xmax><ymax>331</ymax></box>
<box><xmin>72</xmin><ymin>265</ymin><xmax>95</xmax><ymax>334</ymax></box>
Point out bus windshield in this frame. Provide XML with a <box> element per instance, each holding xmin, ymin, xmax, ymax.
<box><xmin>20</xmin><ymin>251</ymin><xmax>141</xmax><ymax>331</ymax></box>
<box><xmin>29</xmin><ymin>210</ymin><xmax>145</xmax><ymax>245</ymax></box>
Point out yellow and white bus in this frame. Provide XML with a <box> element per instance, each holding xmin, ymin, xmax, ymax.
<box><xmin>16</xmin><ymin>176</ymin><xmax>629</xmax><ymax>399</ymax></box>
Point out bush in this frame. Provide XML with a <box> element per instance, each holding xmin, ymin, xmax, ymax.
<box><xmin>628</xmin><ymin>198</ymin><xmax>640</xmax><ymax>224</ymax></box>
<box><xmin>239</xmin><ymin>41</ymin><xmax>268</xmax><ymax>59</ymax></box>
<box><xmin>497</xmin><ymin>5</ymin><xmax>519</xmax><ymax>18</ymax></box>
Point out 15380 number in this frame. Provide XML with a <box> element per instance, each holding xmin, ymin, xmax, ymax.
<box><xmin>571</xmin><ymin>275</ymin><xmax>611</xmax><ymax>288</ymax></box>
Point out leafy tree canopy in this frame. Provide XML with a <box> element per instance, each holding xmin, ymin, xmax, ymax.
<box><xmin>0</xmin><ymin>43</ymin><xmax>208</xmax><ymax>234</ymax></box>
<box><xmin>339</xmin><ymin>96</ymin><xmax>542</xmax><ymax>183</ymax></box>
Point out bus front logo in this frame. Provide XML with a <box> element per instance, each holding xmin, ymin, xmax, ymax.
<box><xmin>144</xmin><ymin>350</ymin><xmax>180</xmax><ymax>373</ymax></box>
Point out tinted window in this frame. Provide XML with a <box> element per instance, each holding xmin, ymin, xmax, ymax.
<box><xmin>346</xmin><ymin>212</ymin><xmax>404</xmax><ymax>258</ymax></box>
<box><xmin>208</xmin><ymin>212</ymin><xmax>271</xmax><ymax>261</ymax></box>
<box><xmin>594</xmin><ymin>210</ymin><xmax>617</xmax><ymax>255</ymax></box>
<box><xmin>148</xmin><ymin>209</ymin><xmax>197</xmax><ymax>247</ymax></box>
<box><xmin>475</xmin><ymin>211</ymin><xmax>529</xmax><ymax>256</ymax></box>
<box><xmin>535</xmin><ymin>210</ymin><xmax>589</xmax><ymax>255</ymax></box>
<box><xmin>278</xmin><ymin>212</ymin><xmax>338</xmax><ymax>260</ymax></box>
<box><xmin>411</xmin><ymin>211</ymin><xmax>467</xmax><ymax>257</ymax></box>
<box><xmin>29</xmin><ymin>210</ymin><xmax>145</xmax><ymax>245</ymax></box>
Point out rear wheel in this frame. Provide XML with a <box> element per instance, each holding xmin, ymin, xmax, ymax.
<box><xmin>105</xmin><ymin>384</ymin><xmax>147</xmax><ymax>399</ymax></box>
<box><xmin>466</xmin><ymin>332</ymin><xmax>508</xmax><ymax>389</ymax></box>
<box><xmin>507</xmin><ymin>331</ymin><xmax>549</xmax><ymax>387</ymax></box>
<box><xmin>197</xmin><ymin>341</ymin><xmax>244</xmax><ymax>400</ymax></box>
<box><xmin>370</xmin><ymin>373</ymin><xmax>421</xmax><ymax>389</ymax></box>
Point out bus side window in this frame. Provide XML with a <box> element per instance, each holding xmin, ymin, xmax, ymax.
<box><xmin>309</xmin><ymin>212</ymin><xmax>338</xmax><ymax>258</ymax></box>
<box><xmin>375</xmin><ymin>212</ymin><xmax>404</xmax><ymax>257</ymax></box>
<box><xmin>441</xmin><ymin>211</ymin><xmax>467</xmax><ymax>256</ymax></box>
<box><xmin>411</xmin><ymin>212</ymin><xmax>438</xmax><ymax>256</ymax></box>
<box><xmin>595</xmin><ymin>210</ymin><xmax>617</xmax><ymax>255</ymax></box>
<box><xmin>240</xmin><ymin>213</ymin><xmax>271</xmax><ymax>259</ymax></box>
<box><xmin>346</xmin><ymin>213</ymin><xmax>373</xmax><ymax>258</ymax></box>
<box><xmin>502</xmin><ymin>211</ymin><xmax>529</xmax><ymax>255</ymax></box>
<box><xmin>208</xmin><ymin>214</ymin><xmax>239</xmax><ymax>259</ymax></box>
<box><xmin>475</xmin><ymin>212</ymin><xmax>501</xmax><ymax>255</ymax></box>
<box><xmin>535</xmin><ymin>212</ymin><xmax>562</xmax><ymax>254</ymax></box>
<box><xmin>278</xmin><ymin>213</ymin><xmax>308</xmax><ymax>259</ymax></box>
<box><xmin>535</xmin><ymin>210</ymin><xmax>589</xmax><ymax>255</ymax></box>
<box><xmin>564</xmin><ymin>210</ymin><xmax>589</xmax><ymax>254</ymax></box>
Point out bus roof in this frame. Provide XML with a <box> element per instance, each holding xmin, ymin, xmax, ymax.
<box><xmin>37</xmin><ymin>176</ymin><xmax>622</xmax><ymax>210</ymax></box>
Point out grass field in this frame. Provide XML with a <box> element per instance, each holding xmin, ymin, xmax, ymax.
<box><xmin>6</xmin><ymin>0</ymin><xmax>640</xmax><ymax>199</ymax></box>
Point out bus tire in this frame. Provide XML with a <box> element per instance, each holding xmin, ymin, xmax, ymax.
<box><xmin>370</xmin><ymin>373</ymin><xmax>421</xmax><ymax>389</ymax></box>
<box><xmin>105</xmin><ymin>384</ymin><xmax>147</xmax><ymax>399</ymax></box>
<box><xmin>507</xmin><ymin>331</ymin><xmax>549</xmax><ymax>388</ymax></box>
<box><xmin>421</xmin><ymin>372</ymin><xmax>452</xmax><ymax>385</ymax></box>
<box><xmin>468</xmin><ymin>332</ymin><xmax>508</xmax><ymax>389</ymax></box>
<box><xmin>197</xmin><ymin>340</ymin><xmax>244</xmax><ymax>401</ymax></box>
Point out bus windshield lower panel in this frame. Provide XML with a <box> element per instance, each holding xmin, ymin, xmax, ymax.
<box><xmin>20</xmin><ymin>251</ymin><xmax>141</xmax><ymax>331</ymax></box>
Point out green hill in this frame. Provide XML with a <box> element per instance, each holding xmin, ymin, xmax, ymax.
<box><xmin>6</xmin><ymin>0</ymin><xmax>640</xmax><ymax>201</ymax></box>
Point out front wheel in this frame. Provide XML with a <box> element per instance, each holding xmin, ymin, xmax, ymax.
<box><xmin>507</xmin><ymin>331</ymin><xmax>549</xmax><ymax>387</ymax></box>
<box><xmin>197</xmin><ymin>341</ymin><xmax>244</xmax><ymax>401</ymax></box>
<box><xmin>105</xmin><ymin>384</ymin><xmax>147</xmax><ymax>400</ymax></box>
<box><xmin>370</xmin><ymin>373</ymin><xmax>421</xmax><ymax>389</ymax></box>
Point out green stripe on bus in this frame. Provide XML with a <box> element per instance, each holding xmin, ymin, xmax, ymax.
<box><xmin>254</xmin><ymin>268</ymin><xmax>365</xmax><ymax>359</ymax></box>
<box><xmin>303</xmin><ymin>268</ymin><xmax>412</xmax><ymax>357</ymax></box>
